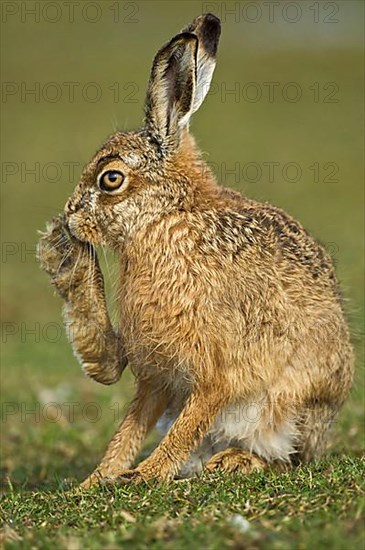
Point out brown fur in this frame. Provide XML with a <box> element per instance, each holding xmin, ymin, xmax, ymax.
<box><xmin>37</xmin><ymin>14</ymin><xmax>354</xmax><ymax>486</ymax></box>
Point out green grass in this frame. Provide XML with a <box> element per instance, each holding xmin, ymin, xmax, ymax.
<box><xmin>1</xmin><ymin>1</ymin><xmax>364</xmax><ymax>548</ymax></box>
<box><xmin>1</xmin><ymin>331</ymin><xmax>364</xmax><ymax>548</ymax></box>
<box><xmin>1</xmin><ymin>459</ymin><xmax>364</xmax><ymax>549</ymax></box>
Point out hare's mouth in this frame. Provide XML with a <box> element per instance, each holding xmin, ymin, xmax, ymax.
<box><xmin>67</xmin><ymin>213</ymin><xmax>101</xmax><ymax>247</ymax></box>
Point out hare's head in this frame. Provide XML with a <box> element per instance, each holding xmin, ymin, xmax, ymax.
<box><xmin>65</xmin><ymin>14</ymin><xmax>221</xmax><ymax>247</ymax></box>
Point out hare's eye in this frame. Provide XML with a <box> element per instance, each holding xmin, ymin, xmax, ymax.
<box><xmin>99</xmin><ymin>170</ymin><xmax>125</xmax><ymax>192</ymax></box>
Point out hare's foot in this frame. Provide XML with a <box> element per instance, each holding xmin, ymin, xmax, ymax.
<box><xmin>205</xmin><ymin>448</ymin><xmax>267</xmax><ymax>474</ymax></box>
<box><xmin>110</xmin><ymin>462</ymin><xmax>171</xmax><ymax>485</ymax></box>
<box><xmin>108</xmin><ymin>470</ymin><xmax>150</xmax><ymax>486</ymax></box>
<box><xmin>79</xmin><ymin>471</ymin><xmax>106</xmax><ymax>489</ymax></box>
<box><xmin>81</xmin><ymin>468</ymin><xmax>158</xmax><ymax>489</ymax></box>
<box><xmin>80</xmin><ymin>468</ymin><xmax>136</xmax><ymax>488</ymax></box>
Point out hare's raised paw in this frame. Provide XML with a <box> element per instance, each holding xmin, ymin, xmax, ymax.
<box><xmin>37</xmin><ymin>214</ymin><xmax>75</xmax><ymax>274</ymax></box>
<box><xmin>37</xmin><ymin>214</ymin><xmax>97</xmax><ymax>299</ymax></box>
<box><xmin>205</xmin><ymin>448</ymin><xmax>267</xmax><ymax>474</ymax></box>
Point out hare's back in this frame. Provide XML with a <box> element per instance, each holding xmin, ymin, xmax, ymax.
<box><xmin>245</xmin><ymin>200</ymin><xmax>336</xmax><ymax>283</ymax></box>
<box><xmin>201</xmin><ymin>193</ymin><xmax>339</xmax><ymax>300</ymax></box>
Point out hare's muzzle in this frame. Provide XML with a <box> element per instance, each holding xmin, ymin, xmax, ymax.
<box><xmin>65</xmin><ymin>194</ymin><xmax>82</xmax><ymax>216</ymax></box>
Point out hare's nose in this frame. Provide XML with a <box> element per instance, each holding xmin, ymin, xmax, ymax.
<box><xmin>65</xmin><ymin>198</ymin><xmax>75</xmax><ymax>215</ymax></box>
<box><xmin>65</xmin><ymin>195</ymin><xmax>84</xmax><ymax>216</ymax></box>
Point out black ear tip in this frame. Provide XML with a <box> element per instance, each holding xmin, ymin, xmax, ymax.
<box><xmin>200</xmin><ymin>13</ymin><xmax>221</xmax><ymax>57</ymax></box>
<box><xmin>203</xmin><ymin>13</ymin><xmax>221</xmax><ymax>30</ymax></box>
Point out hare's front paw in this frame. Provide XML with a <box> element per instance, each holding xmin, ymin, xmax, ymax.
<box><xmin>80</xmin><ymin>469</ymin><xmax>142</xmax><ymax>489</ymax></box>
<box><xmin>105</xmin><ymin>469</ymin><xmax>161</xmax><ymax>486</ymax></box>
<box><xmin>37</xmin><ymin>214</ymin><xmax>96</xmax><ymax>300</ymax></box>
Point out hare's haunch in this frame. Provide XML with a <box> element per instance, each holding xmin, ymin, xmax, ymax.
<box><xmin>37</xmin><ymin>14</ymin><xmax>354</xmax><ymax>485</ymax></box>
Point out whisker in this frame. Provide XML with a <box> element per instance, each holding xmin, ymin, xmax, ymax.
<box><xmin>56</xmin><ymin>245</ymin><xmax>73</xmax><ymax>276</ymax></box>
<box><xmin>88</xmin><ymin>246</ymin><xmax>95</xmax><ymax>305</ymax></box>
<box><xmin>101</xmin><ymin>245</ymin><xmax>113</xmax><ymax>286</ymax></box>
<box><xmin>50</xmin><ymin>236</ymin><xmax>67</xmax><ymax>249</ymax></box>
<box><xmin>68</xmin><ymin>246</ymin><xmax>82</xmax><ymax>296</ymax></box>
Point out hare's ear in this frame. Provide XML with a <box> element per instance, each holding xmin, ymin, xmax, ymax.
<box><xmin>182</xmin><ymin>13</ymin><xmax>221</xmax><ymax>114</ymax></box>
<box><xmin>144</xmin><ymin>32</ymin><xmax>198</xmax><ymax>152</ymax></box>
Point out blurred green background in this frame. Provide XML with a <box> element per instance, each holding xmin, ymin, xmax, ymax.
<box><xmin>1</xmin><ymin>1</ymin><xmax>364</xmax><ymax>487</ymax></box>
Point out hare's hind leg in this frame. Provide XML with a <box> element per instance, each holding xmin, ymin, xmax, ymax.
<box><xmin>294</xmin><ymin>403</ymin><xmax>339</xmax><ymax>463</ymax></box>
<box><xmin>205</xmin><ymin>448</ymin><xmax>267</xmax><ymax>474</ymax></box>
<box><xmin>294</xmin><ymin>342</ymin><xmax>354</xmax><ymax>463</ymax></box>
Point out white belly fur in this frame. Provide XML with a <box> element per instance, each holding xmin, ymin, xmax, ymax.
<box><xmin>157</xmin><ymin>399</ymin><xmax>297</xmax><ymax>477</ymax></box>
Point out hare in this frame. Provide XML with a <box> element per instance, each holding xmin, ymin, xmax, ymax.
<box><xmin>37</xmin><ymin>14</ymin><xmax>354</xmax><ymax>487</ymax></box>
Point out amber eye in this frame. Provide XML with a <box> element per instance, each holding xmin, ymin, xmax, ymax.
<box><xmin>98</xmin><ymin>170</ymin><xmax>125</xmax><ymax>192</ymax></box>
